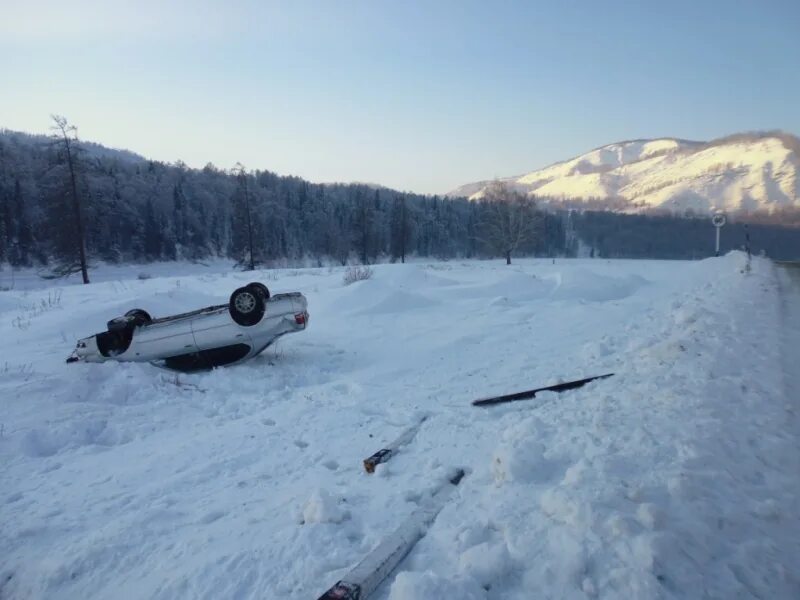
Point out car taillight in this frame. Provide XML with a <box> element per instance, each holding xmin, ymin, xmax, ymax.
<box><xmin>294</xmin><ymin>312</ymin><xmax>307</xmax><ymax>325</ymax></box>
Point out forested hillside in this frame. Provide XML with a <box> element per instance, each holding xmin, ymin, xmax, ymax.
<box><xmin>0</xmin><ymin>128</ymin><xmax>565</xmax><ymax>271</ymax></box>
<box><xmin>1</xmin><ymin>126</ymin><xmax>799</xmax><ymax>276</ymax></box>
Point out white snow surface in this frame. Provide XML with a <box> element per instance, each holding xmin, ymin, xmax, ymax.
<box><xmin>449</xmin><ymin>135</ymin><xmax>800</xmax><ymax>215</ymax></box>
<box><xmin>1</xmin><ymin>255</ymin><xmax>798</xmax><ymax>599</ymax></box>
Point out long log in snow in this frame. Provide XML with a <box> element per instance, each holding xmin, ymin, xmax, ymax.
<box><xmin>316</xmin><ymin>469</ymin><xmax>465</xmax><ymax>600</ymax></box>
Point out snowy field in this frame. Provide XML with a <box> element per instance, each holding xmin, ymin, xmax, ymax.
<box><xmin>1</xmin><ymin>255</ymin><xmax>798</xmax><ymax>599</ymax></box>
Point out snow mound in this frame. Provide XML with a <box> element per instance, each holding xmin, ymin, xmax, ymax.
<box><xmin>301</xmin><ymin>489</ymin><xmax>348</xmax><ymax>524</ymax></box>
<box><xmin>20</xmin><ymin>419</ymin><xmax>132</xmax><ymax>458</ymax></box>
<box><xmin>387</xmin><ymin>264</ymin><xmax>460</xmax><ymax>289</ymax></box>
<box><xmin>441</xmin><ymin>271</ymin><xmax>554</xmax><ymax>303</ymax></box>
<box><xmin>458</xmin><ymin>540</ymin><xmax>513</xmax><ymax>586</ymax></box>
<box><xmin>337</xmin><ymin>271</ymin><xmax>442</xmax><ymax>316</ymax></box>
<box><xmin>549</xmin><ymin>269</ymin><xmax>647</xmax><ymax>302</ymax></box>
<box><xmin>358</xmin><ymin>289</ymin><xmax>439</xmax><ymax>315</ymax></box>
<box><xmin>491</xmin><ymin>419</ymin><xmax>559</xmax><ymax>485</ymax></box>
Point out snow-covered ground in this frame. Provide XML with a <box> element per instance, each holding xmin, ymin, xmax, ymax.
<box><xmin>1</xmin><ymin>255</ymin><xmax>798</xmax><ymax>599</ymax></box>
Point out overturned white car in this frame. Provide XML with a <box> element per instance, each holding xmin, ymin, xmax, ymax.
<box><xmin>67</xmin><ymin>283</ymin><xmax>309</xmax><ymax>371</ymax></box>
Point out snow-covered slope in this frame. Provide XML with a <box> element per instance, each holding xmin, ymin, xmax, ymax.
<box><xmin>1</xmin><ymin>256</ymin><xmax>798</xmax><ymax>599</ymax></box>
<box><xmin>449</xmin><ymin>133</ymin><xmax>800</xmax><ymax>215</ymax></box>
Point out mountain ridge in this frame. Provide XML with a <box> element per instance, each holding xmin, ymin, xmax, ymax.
<box><xmin>448</xmin><ymin>131</ymin><xmax>800</xmax><ymax>216</ymax></box>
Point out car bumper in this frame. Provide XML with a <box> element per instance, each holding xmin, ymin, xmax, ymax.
<box><xmin>67</xmin><ymin>335</ymin><xmax>105</xmax><ymax>363</ymax></box>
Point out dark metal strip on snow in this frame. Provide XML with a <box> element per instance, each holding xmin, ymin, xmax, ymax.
<box><xmin>316</xmin><ymin>469</ymin><xmax>466</xmax><ymax>600</ymax></box>
<box><xmin>471</xmin><ymin>373</ymin><xmax>614</xmax><ymax>407</ymax></box>
<box><xmin>363</xmin><ymin>416</ymin><xmax>428</xmax><ymax>474</ymax></box>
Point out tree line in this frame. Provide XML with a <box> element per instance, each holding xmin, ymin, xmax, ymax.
<box><xmin>568</xmin><ymin>210</ymin><xmax>800</xmax><ymax>260</ymax></box>
<box><xmin>0</xmin><ymin>119</ymin><xmax>564</xmax><ymax>282</ymax></box>
<box><xmin>1</xmin><ymin>119</ymin><xmax>798</xmax><ymax>284</ymax></box>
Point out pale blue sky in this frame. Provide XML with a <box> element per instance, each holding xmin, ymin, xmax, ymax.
<box><xmin>2</xmin><ymin>0</ymin><xmax>799</xmax><ymax>194</ymax></box>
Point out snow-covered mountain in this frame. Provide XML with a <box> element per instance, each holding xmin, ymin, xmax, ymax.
<box><xmin>449</xmin><ymin>132</ymin><xmax>800</xmax><ymax>215</ymax></box>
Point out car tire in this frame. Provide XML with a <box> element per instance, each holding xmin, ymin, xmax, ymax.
<box><xmin>125</xmin><ymin>309</ymin><xmax>152</xmax><ymax>327</ymax></box>
<box><xmin>246</xmin><ymin>282</ymin><xmax>270</xmax><ymax>301</ymax></box>
<box><xmin>229</xmin><ymin>286</ymin><xmax>265</xmax><ymax>326</ymax></box>
<box><xmin>107</xmin><ymin>317</ymin><xmax>130</xmax><ymax>332</ymax></box>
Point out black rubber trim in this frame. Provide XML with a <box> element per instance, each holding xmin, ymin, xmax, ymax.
<box><xmin>161</xmin><ymin>343</ymin><xmax>252</xmax><ymax>372</ymax></box>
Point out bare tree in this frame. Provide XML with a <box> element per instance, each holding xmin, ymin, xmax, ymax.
<box><xmin>390</xmin><ymin>194</ymin><xmax>411</xmax><ymax>263</ymax></box>
<box><xmin>477</xmin><ymin>181</ymin><xmax>540</xmax><ymax>265</ymax></box>
<box><xmin>354</xmin><ymin>187</ymin><xmax>374</xmax><ymax>265</ymax></box>
<box><xmin>232</xmin><ymin>162</ymin><xmax>255</xmax><ymax>270</ymax></box>
<box><xmin>49</xmin><ymin>115</ymin><xmax>90</xmax><ymax>283</ymax></box>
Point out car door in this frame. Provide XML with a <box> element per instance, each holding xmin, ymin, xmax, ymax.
<box><xmin>125</xmin><ymin>317</ymin><xmax>198</xmax><ymax>361</ymax></box>
<box><xmin>190</xmin><ymin>309</ymin><xmax>253</xmax><ymax>354</ymax></box>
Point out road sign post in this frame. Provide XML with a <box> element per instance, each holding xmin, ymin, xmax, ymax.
<box><xmin>712</xmin><ymin>212</ymin><xmax>726</xmax><ymax>256</ymax></box>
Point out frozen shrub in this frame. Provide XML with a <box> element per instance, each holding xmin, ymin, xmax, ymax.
<box><xmin>342</xmin><ymin>265</ymin><xmax>373</xmax><ymax>285</ymax></box>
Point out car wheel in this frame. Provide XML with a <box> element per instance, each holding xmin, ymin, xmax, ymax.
<box><xmin>107</xmin><ymin>316</ymin><xmax>130</xmax><ymax>332</ymax></box>
<box><xmin>125</xmin><ymin>309</ymin><xmax>152</xmax><ymax>327</ymax></box>
<box><xmin>229</xmin><ymin>286</ymin><xmax>266</xmax><ymax>326</ymax></box>
<box><xmin>246</xmin><ymin>282</ymin><xmax>270</xmax><ymax>301</ymax></box>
